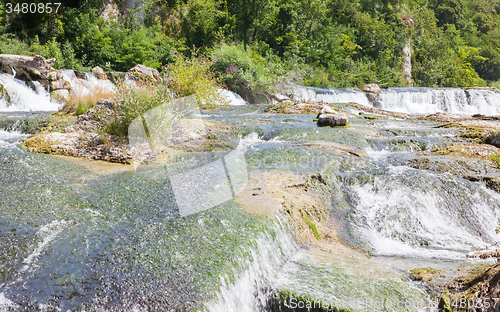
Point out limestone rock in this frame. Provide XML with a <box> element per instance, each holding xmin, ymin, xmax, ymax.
<box><xmin>66</xmin><ymin>99</ymin><xmax>116</xmax><ymax>133</ymax></box>
<box><xmin>128</xmin><ymin>64</ymin><xmax>160</xmax><ymax>80</ymax></box>
<box><xmin>486</xmin><ymin>132</ymin><xmax>500</xmax><ymax>148</ymax></box>
<box><xmin>467</xmin><ymin>249</ymin><xmax>500</xmax><ymax>259</ymax></box>
<box><xmin>318</xmin><ymin>113</ymin><xmax>348</xmax><ymax>127</ymax></box>
<box><xmin>0</xmin><ymin>63</ymin><xmax>13</xmax><ymax>75</ymax></box>
<box><xmin>52</xmin><ymin>89</ymin><xmax>69</xmax><ymax>101</ymax></box>
<box><xmin>359</xmin><ymin>84</ymin><xmax>381</xmax><ymax>94</ymax></box>
<box><xmin>74</xmin><ymin>71</ymin><xmax>87</xmax><ymax>79</ymax></box>
<box><xmin>50</xmin><ymin>79</ymin><xmax>70</xmax><ymax>91</ymax></box>
<box><xmin>92</xmin><ymin>66</ymin><xmax>107</xmax><ymax>80</ymax></box>
<box><xmin>0</xmin><ymin>54</ymin><xmax>55</xmax><ymax>78</ymax></box>
<box><xmin>316</xmin><ymin>105</ymin><xmax>336</xmax><ymax>118</ymax></box>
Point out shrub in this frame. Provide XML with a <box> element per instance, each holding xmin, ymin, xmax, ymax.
<box><xmin>163</xmin><ymin>48</ymin><xmax>224</xmax><ymax>105</ymax></box>
<box><xmin>209</xmin><ymin>43</ymin><xmax>270</xmax><ymax>85</ymax></box>
<box><xmin>0</xmin><ymin>34</ymin><xmax>31</xmax><ymax>56</ymax></box>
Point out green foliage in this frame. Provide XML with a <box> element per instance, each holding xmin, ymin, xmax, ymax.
<box><xmin>108</xmin><ymin>50</ymin><xmax>223</xmax><ymax>137</ymax></box>
<box><xmin>0</xmin><ymin>34</ymin><xmax>31</xmax><ymax>56</ymax></box>
<box><xmin>2</xmin><ymin>0</ymin><xmax>500</xmax><ymax>88</ymax></box>
<box><xmin>107</xmin><ymin>83</ymin><xmax>173</xmax><ymax>137</ymax></box>
<box><xmin>210</xmin><ymin>43</ymin><xmax>270</xmax><ymax>85</ymax></box>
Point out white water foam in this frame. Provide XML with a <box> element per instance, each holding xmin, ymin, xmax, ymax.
<box><xmin>217</xmin><ymin>89</ymin><xmax>247</xmax><ymax>106</ymax></box>
<box><xmin>349</xmin><ymin>166</ymin><xmax>500</xmax><ymax>259</ymax></box>
<box><xmin>302</xmin><ymin>86</ymin><xmax>500</xmax><ymax>115</ymax></box>
<box><xmin>0</xmin><ymin>292</ymin><xmax>18</xmax><ymax>311</ymax></box>
<box><xmin>204</xmin><ymin>219</ymin><xmax>298</xmax><ymax>312</ymax></box>
<box><xmin>18</xmin><ymin>220</ymin><xmax>72</xmax><ymax>277</ymax></box>
<box><xmin>61</xmin><ymin>70</ymin><xmax>115</xmax><ymax>98</ymax></box>
<box><xmin>0</xmin><ymin>130</ymin><xmax>26</xmax><ymax>141</ymax></box>
<box><xmin>293</xmin><ymin>87</ymin><xmax>372</xmax><ymax>107</ymax></box>
<box><xmin>0</xmin><ymin>74</ymin><xmax>60</xmax><ymax>112</ymax></box>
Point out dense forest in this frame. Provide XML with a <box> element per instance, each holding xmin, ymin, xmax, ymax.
<box><xmin>1</xmin><ymin>0</ymin><xmax>500</xmax><ymax>89</ymax></box>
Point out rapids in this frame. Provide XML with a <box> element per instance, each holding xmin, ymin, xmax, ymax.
<box><xmin>1</xmin><ymin>74</ymin><xmax>500</xmax><ymax>310</ymax></box>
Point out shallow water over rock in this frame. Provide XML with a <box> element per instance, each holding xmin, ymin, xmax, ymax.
<box><xmin>1</xmin><ymin>101</ymin><xmax>500</xmax><ymax>311</ymax></box>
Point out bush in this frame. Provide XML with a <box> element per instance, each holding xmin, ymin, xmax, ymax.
<box><xmin>209</xmin><ymin>43</ymin><xmax>270</xmax><ymax>85</ymax></box>
<box><xmin>163</xmin><ymin>48</ymin><xmax>224</xmax><ymax>105</ymax></box>
<box><xmin>0</xmin><ymin>34</ymin><xmax>31</xmax><ymax>56</ymax></box>
<box><xmin>107</xmin><ymin>50</ymin><xmax>223</xmax><ymax>137</ymax></box>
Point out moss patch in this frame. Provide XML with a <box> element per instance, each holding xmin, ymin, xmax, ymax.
<box><xmin>410</xmin><ymin>267</ymin><xmax>441</xmax><ymax>282</ymax></box>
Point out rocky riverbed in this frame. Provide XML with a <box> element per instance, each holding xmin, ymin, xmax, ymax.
<box><xmin>3</xmin><ymin>96</ymin><xmax>500</xmax><ymax>311</ymax></box>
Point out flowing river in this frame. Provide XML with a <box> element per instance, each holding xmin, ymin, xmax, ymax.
<box><xmin>1</xmin><ymin>73</ymin><xmax>500</xmax><ymax>311</ymax></box>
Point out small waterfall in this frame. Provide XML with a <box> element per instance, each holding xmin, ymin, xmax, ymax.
<box><xmin>346</xmin><ymin>166</ymin><xmax>500</xmax><ymax>259</ymax></box>
<box><xmin>0</xmin><ymin>73</ymin><xmax>61</xmax><ymax>112</ymax></box>
<box><xmin>204</xmin><ymin>219</ymin><xmax>298</xmax><ymax>312</ymax></box>
<box><xmin>217</xmin><ymin>89</ymin><xmax>247</xmax><ymax>105</ymax></box>
<box><xmin>60</xmin><ymin>70</ymin><xmax>116</xmax><ymax>98</ymax></box>
<box><xmin>299</xmin><ymin>87</ymin><xmax>372</xmax><ymax>106</ymax></box>
<box><xmin>303</xmin><ymin>86</ymin><xmax>500</xmax><ymax>115</ymax></box>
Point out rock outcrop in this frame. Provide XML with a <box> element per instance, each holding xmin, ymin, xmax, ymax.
<box><xmin>128</xmin><ymin>64</ymin><xmax>160</xmax><ymax>80</ymax></box>
<box><xmin>0</xmin><ymin>84</ymin><xmax>11</xmax><ymax>105</ymax></box>
<box><xmin>0</xmin><ymin>54</ymin><xmax>70</xmax><ymax>101</ymax></box>
<box><xmin>316</xmin><ymin>105</ymin><xmax>348</xmax><ymax>127</ymax></box>
<box><xmin>92</xmin><ymin>66</ymin><xmax>108</xmax><ymax>80</ymax></box>
<box><xmin>359</xmin><ymin>83</ymin><xmax>381</xmax><ymax>104</ymax></box>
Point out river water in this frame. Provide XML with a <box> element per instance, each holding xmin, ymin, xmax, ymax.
<box><xmin>1</xmin><ymin>74</ymin><xmax>500</xmax><ymax>311</ymax></box>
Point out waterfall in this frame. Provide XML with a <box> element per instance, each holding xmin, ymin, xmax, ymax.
<box><xmin>346</xmin><ymin>165</ymin><xmax>500</xmax><ymax>259</ymax></box>
<box><xmin>302</xmin><ymin>86</ymin><xmax>500</xmax><ymax>115</ymax></box>
<box><xmin>204</xmin><ymin>219</ymin><xmax>298</xmax><ymax>312</ymax></box>
<box><xmin>0</xmin><ymin>73</ymin><xmax>61</xmax><ymax>112</ymax></box>
<box><xmin>60</xmin><ymin>70</ymin><xmax>116</xmax><ymax>98</ymax></box>
<box><xmin>298</xmin><ymin>87</ymin><xmax>372</xmax><ymax>106</ymax></box>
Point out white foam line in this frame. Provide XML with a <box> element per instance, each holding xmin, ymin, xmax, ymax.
<box><xmin>18</xmin><ymin>220</ymin><xmax>72</xmax><ymax>277</ymax></box>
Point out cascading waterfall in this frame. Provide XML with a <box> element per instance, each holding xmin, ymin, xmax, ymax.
<box><xmin>60</xmin><ymin>70</ymin><xmax>116</xmax><ymax>98</ymax></box>
<box><xmin>346</xmin><ymin>165</ymin><xmax>500</xmax><ymax>259</ymax></box>
<box><xmin>204</xmin><ymin>219</ymin><xmax>298</xmax><ymax>312</ymax></box>
<box><xmin>0</xmin><ymin>73</ymin><xmax>60</xmax><ymax>112</ymax></box>
<box><xmin>300</xmin><ymin>86</ymin><xmax>500</xmax><ymax>115</ymax></box>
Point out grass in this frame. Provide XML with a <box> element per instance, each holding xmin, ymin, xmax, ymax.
<box><xmin>302</xmin><ymin>211</ymin><xmax>321</xmax><ymax>239</ymax></box>
<box><xmin>61</xmin><ymin>86</ymin><xmax>116</xmax><ymax>116</ymax></box>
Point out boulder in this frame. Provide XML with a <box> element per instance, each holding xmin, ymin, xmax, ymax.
<box><xmin>0</xmin><ymin>54</ymin><xmax>55</xmax><ymax>78</ymax></box>
<box><xmin>318</xmin><ymin>113</ymin><xmax>348</xmax><ymax>127</ymax></box>
<box><xmin>66</xmin><ymin>99</ymin><xmax>116</xmax><ymax>133</ymax></box>
<box><xmin>0</xmin><ymin>54</ymin><xmax>68</xmax><ymax>100</ymax></box>
<box><xmin>92</xmin><ymin>66</ymin><xmax>107</xmax><ymax>80</ymax></box>
<box><xmin>0</xmin><ymin>63</ymin><xmax>13</xmax><ymax>75</ymax></box>
<box><xmin>359</xmin><ymin>84</ymin><xmax>381</xmax><ymax>94</ymax></box>
<box><xmin>52</xmin><ymin>89</ymin><xmax>69</xmax><ymax>101</ymax></box>
<box><xmin>50</xmin><ymin>79</ymin><xmax>70</xmax><ymax>91</ymax></box>
<box><xmin>316</xmin><ymin>105</ymin><xmax>336</xmax><ymax>118</ymax></box>
<box><xmin>486</xmin><ymin>132</ymin><xmax>500</xmax><ymax>148</ymax></box>
<box><xmin>74</xmin><ymin>71</ymin><xmax>87</xmax><ymax>79</ymax></box>
<box><xmin>128</xmin><ymin>64</ymin><xmax>160</xmax><ymax>80</ymax></box>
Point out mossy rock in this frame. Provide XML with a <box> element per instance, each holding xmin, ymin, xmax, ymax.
<box><xmin>22</xmin><ymin>135</ymin><xmax>53</xmax><ymax>154</ymax></box>
<box><xmin>0</xmin><ymin>84</ymin><xmax>11</xmax><ymax>104</ymax></box>
<box><xmin>410</xmin><ymin>267</ymin><xmax>441</xmax><ymax>282</ymax></box>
